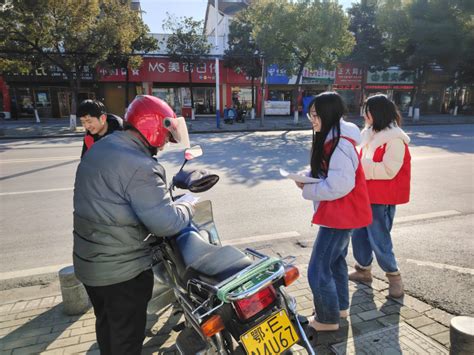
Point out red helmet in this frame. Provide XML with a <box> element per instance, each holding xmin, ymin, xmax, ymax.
<box><xmin>125</xmin><ymin>95</ymin><xmax>190</xmax><ymax>148</ymax></box>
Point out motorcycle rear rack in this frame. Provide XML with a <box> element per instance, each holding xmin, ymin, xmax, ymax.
<box><xmin>186</xmin><ymin>248</ymin><xmax>292</xmax><ymax>320</ymax></box>
<box><xmin>216</xmin><ymin>248</ymin><xmax>285</xmax><ymax>302</ymax></box>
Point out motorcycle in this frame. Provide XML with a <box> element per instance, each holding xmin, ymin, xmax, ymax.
<box><xmin>235</xmin><ymin>109</ymin><xmax>247</xmax><ymax>123</ymax></box>
<box><xmin>148</xmin><ymin>145</ymin><xmax>314</xmax><ymax>355</ymax></box>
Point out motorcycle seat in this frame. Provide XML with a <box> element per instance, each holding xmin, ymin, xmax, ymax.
<box><xmin>174</xmin><ymin>230</ymin><xmax>253</xmax><ymax>285</ymax></box>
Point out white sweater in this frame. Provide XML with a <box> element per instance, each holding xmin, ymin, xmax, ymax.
<box><xmin>359</xmin><ymin>124</ymin><xmax>410</xmax><ymax>180</ymax></box>
<box><xmin>302</xmin><ymin>119</ymin><xmax>361</xmax><ymax>207</ymax></box>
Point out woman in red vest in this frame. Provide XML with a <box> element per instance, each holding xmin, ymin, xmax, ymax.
<box><xmin>296</xmin><ymin>92</ymin><xmax>372</xmax><ymax>331</ymax></box>
<box><xmin>349</xmin><ymin>94</ymin><xmax>411</xmax><ymax>299</ymax></box>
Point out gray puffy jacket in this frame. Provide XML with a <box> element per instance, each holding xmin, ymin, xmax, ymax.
<box><xmin>73</xmin><ymin>131</ymin><xmax>192</xmax><ymax>287</ymax></box>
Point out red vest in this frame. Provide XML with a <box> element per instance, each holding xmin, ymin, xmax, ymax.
<box><xmin>84</xmin><ymin>135</ymin><xmax>95</xmax><ymax>150</ymax></box>
<box><xmin>312</xmin><ymin>137</ymin><xmax>372</xmax><ymax>229</ymax></box>
<box><xmin>364</xmin><ymin>143</ymin><xmax>411</xmax><ymax>205</ymax></box>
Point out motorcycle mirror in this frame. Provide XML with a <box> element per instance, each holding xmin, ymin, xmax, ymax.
<box><xmin>184</xmin><ymin>145</ymin><xmax>203</xmax><ymax>161</ymax></box>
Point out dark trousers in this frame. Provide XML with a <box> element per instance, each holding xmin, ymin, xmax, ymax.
<box><xmin>85</xmin><ymin>269</ymin><xmax>154</xmax><ymax>355</ymax></box>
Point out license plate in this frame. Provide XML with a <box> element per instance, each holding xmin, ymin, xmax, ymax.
<box><xmin>240</xmin><ymin>310</ymin><xmax>299</xmax><ymax>355</ymax></box>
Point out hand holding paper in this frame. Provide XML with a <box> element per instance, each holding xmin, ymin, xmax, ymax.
<box><xmin>174</xmin><ymin>193</ymin><xmax>200</xmax><ymax>206</ymax></box>
<box><xmin>279</xmin><ymin>168</ymin><xmax>321</xmax><ymax>184</ymax></box>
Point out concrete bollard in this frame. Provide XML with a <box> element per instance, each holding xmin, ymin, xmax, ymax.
<box><xmin>450</xmin><ymin>316</ymin><xmax>474</xmax><ymax>355</ymax></box>
<box><xmin>413</xmin><ymin>108</ymin><xmax>420</xmax><ymax>121</ymax></box>
<box><xmin>58</xmin><ymin>266</ymin><xmax>90</xmax><ymax>315</ymax></box>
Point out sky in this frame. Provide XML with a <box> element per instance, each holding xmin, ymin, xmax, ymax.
<box><xmin>140</xmin><ymin>0</ymin><xmax>356</xmax><ymax>34</ymax></box>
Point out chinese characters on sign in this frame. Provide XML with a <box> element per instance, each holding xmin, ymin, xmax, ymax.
<box><xmin>98</xmin><ymin>59</ymin><xmax>217</xmax><ymax>83</ymax></box>
<box><xmin>367</xmin><ymin>69</ymin><xmax>415</xmax><ymax>84</ymax></box>
<box><xmin>335</xmin><ymin>63</ymin><xmax>363</xmax><ymax>86</ymax></box>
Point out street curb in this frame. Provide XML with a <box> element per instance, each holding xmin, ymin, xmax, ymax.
<box><xmin>0</xmin><ymin>264</ymin><xmax>71</xmax><ymax>291</ymax></box>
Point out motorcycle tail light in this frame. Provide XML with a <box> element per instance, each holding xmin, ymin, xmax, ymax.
<box><xmin>233</xmin><ymin>286</ymin><xmax>276</xmax><ymax>320</ymax></box>
<box><xmin>201</xmin><ymin>314</ymin><xmax>225</xmax><ymax>337</ymax></box>
<box><xmin>284</xmin><ymin>265</ymin><xmax>300</xmax><ymax>287</ymax></box>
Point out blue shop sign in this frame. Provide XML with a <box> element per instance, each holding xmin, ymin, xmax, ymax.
<box><xmin>266</xmin><ymin>64</ymin><xmax>290</xmax><ymax>84</ymax></box>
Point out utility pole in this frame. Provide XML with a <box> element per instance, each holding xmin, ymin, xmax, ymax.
<box><xmin>215</xmin><ymin>0</ymin><xmax>220</xmax><ymax>128</ymax></box>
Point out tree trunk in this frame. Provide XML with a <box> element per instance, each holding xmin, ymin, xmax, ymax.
<box><xmin>360</xmin><ymin>64</ymin><xmax>368</xmax><ymax>116</ymax></box>
<box><xmin>293</xmin><ymin>61</ymin><xmax>306</xmax><ymax>124</ymax></box>
<box><xmin>251</xmin><ymin>76</ymin><xmax>255</xmax><ymax>109</ymax></box>
<box><xmin>69</xmin><ymin>76</ymin><xmax>79</xmax><ymax>131</ymax></box>
<box><xmin>260</xmin><ymin>58</ymin><xmax>266</xmax><ymax>126</ymax></box>
<box><xmin>125</xmin><ymin>59</ymin><xmax>130</xmax><ymax>110</ymax></box>
<box><xmin>411</xmin><ymin>64</ymin><xmax>427</xmax><ymax>109</ymax></box>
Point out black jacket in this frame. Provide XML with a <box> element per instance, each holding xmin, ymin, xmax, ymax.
<box><xmin>80</xmin><ymin>114</ymin><xmax>123</xmax><ymax>158</ymax></box>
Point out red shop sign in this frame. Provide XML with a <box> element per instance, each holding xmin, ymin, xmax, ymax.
<box><xmin>99</xmin><ymin>58</ymin><xmax>218</xmax><ymax>83</ymax></box>
<box><xmin>365</xmin><ymin>85</ymin><xmax>391</xmax><ymax>90</ymax></box>
<box><xmin>335</xmin><ymin>63</ymin><xmax>363</xmax><ymax>85</ymax></box>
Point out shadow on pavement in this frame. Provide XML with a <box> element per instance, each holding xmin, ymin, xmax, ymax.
<box><xmin>0</xmin><ymin>304</ymin><xmax>97</xmax><ymax>354</ymax></box>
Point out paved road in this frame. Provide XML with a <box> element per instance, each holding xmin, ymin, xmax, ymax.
<box><xmin>0</xmin><ymin>124</ymin><xmax>473</xmax><ymax>315</ymax></box>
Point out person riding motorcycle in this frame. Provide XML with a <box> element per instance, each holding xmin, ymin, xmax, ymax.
<box><xmin>73</xmin><ymin>95</ymin><xmax>194</xmax><ymax>355</ymax></box>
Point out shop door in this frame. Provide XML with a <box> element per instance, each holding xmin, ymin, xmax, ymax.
<box><xmin>393</xmin><ymin>91</ymin><xmax>412</xmax><ymax>113</ymax></box>
<box><xmin>194</xmin><ymin>88</ymin><xmax>215</xmax><ymax>114</ymax></box>
<box><xmin>104</xmin><ymin>85</ymin><xmax>126</xmax><ymax>117</ymax></box>
<box><xmin>34</xmin><ymin>88</ymin><xmax>52</xmax><ymax>118</ymax></box>
<box><xmin>58</xmin><ymin>91</ymin><xmax>71</xmax><ymax>117</ymax></box>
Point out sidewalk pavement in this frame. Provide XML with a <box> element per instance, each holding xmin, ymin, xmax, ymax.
<box><xmin>1</xmin><ymin>114</ymin><xmax>473</xmax><ymax>139</ymax></box>
<box><xmin>0</xmin><ymin>236</ymin><xmax>454</xmax><ymax>354</ymax></box>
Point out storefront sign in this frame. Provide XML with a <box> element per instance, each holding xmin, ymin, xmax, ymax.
<box><xmin>265</xmin><ymin>100</ymin><xmax>291</xmax><ymax>115</ymax></box>
<box><xmin>224</xmin><ymin>66</ymin><xmax>257</xmax><ymax>84</ymax></box>
<box><xmin>266</xmin><ymin>65</ymin><xmax>335</xmax><ymax>85</ymax></box>
<box><xmin>99</xmin><ymin>58</ymin><xmax>217</xmax><ymax>83</ymax></box>
<box><xmin>266</xmin><ymin>65</ymin><xmax>291</xmax><ymax>85</ymax></box>
<box><xmin>302</xmin><ymin>68</ymin><xmax>335</xmax><ymax>84</ymax></box>
<box><xmin>365</xmin><ymin>85</ymin><xmax>414</xmax><ymax>90</ymax></box>
<box><xmin>5</xmin><ymin>65</ymin><xmax>94</xmax><ymax>81</ymax></box>
<box><xmin>335</xmin><ymin>63</ymin><xmax>363</xmax><ymax>85</ymax></box>
<box><xmin>366</xmin><ymin>69</ymin><xmax>414</xmax><ymax>84</ymax></box>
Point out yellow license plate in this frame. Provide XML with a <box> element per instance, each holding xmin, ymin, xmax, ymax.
<box><xmin>240</xmin><ymin>310</ymin><xmax>299</xmax><ymax>355</ymax></box>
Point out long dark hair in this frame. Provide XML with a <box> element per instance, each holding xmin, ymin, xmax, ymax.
<box><xmin>364</xmin><ymin>94</ymin><xmax>402</xmax><ymax>132</ymax></box>
<box><xmin>309</xmin><ymin>92</ymin><xmax>347</xmax><ymax>178</ymax></box>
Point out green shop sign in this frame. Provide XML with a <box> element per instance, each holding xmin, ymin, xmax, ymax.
<box><xmin>367</xmin><ymin>69</ymin><xmax>414</xmax><ymax>84</ymax></box>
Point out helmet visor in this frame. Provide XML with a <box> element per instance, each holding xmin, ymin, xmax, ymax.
<box><xmin>163</xmin><ymin>116</ymin><xmax>190</xmax><ymax>148</ymax></box>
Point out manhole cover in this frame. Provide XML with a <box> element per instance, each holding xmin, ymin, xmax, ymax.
<box><xmin>331</xmin><ymin>323</ymin><xmax>448</xmax><ymax>354</ymax></box>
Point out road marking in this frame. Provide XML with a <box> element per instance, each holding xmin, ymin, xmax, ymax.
<box><xmin>407</xmin><ymin>259</ymin><xmax>474</xmax><ymax>275</ymax></box>
<box><xmin>0</xmin><ymin>156</ymin><xmax>79</xmax><ymax>164</ymax></box>
<box><xmin>412</xmin><ymin>153</ymin><xmax>473</xmax><ymax>161</ymax></box>
<box><xmin>0</xmin><ymin>187</ymin><xmax>73</xmax><ymax>196</ymax></box>
<box><xmin>227</xmin><ymin>231</ymin><xmax>301</xmax><ymax>246</ymax></box>
<box><xmin>0</xmin><ymin>264</ymin><xmax>71</xmax><ymax>281</ymax></box>
<box><xmin>395</xmin><ymin>210</ymin><xmax>462</xmax><ymax>223</ymax></box>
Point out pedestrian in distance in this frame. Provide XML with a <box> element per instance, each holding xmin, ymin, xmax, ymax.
<box><xmin>77</xmin><ymin>99</ymin><xmax>123</xmax><ymax>158</ymax></box>
<box><xmin>73</xmin><ymin>95</ymin><xmax>195</xmax><ymax>355</ymax></box>
<box><xmin>349</xmin><ymin>94</ymin><xmax>411</xmax><ymax>298</ymax></box>
<box><xmin>295</xmin><ymin>92</ymin><xmax>372</xmax><ymax>331</ymax></box>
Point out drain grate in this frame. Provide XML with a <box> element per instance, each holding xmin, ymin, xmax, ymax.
<box><xmin>331</xmin><ymin>323</ymin><xmax>448</xmax><ymax>354</ymax></box>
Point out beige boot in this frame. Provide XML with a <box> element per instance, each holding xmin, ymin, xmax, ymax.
<box><xmin>308</xmin><ymin>316</ymin><xmax>339</xmax><ymax>332</ymax></box>
<box><xmin>349</xmin><ymin>264</ymin><xmax>373</xmax><ymax>284</ymax></box>
<box><xmin>386</xmin><ymin>273</ymin><xmax>404</xmax><ymax>298</ymax></box>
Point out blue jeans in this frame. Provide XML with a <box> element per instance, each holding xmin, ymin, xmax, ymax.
<box><xmin>351</xmin><ymin>204</ymin><xmax>399</xmax><ymax>273</ymax></box>
<box><xmin>307</xmin><ymin>227</ymin><xmax>350</xmax><ymax>324</ymax></box>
